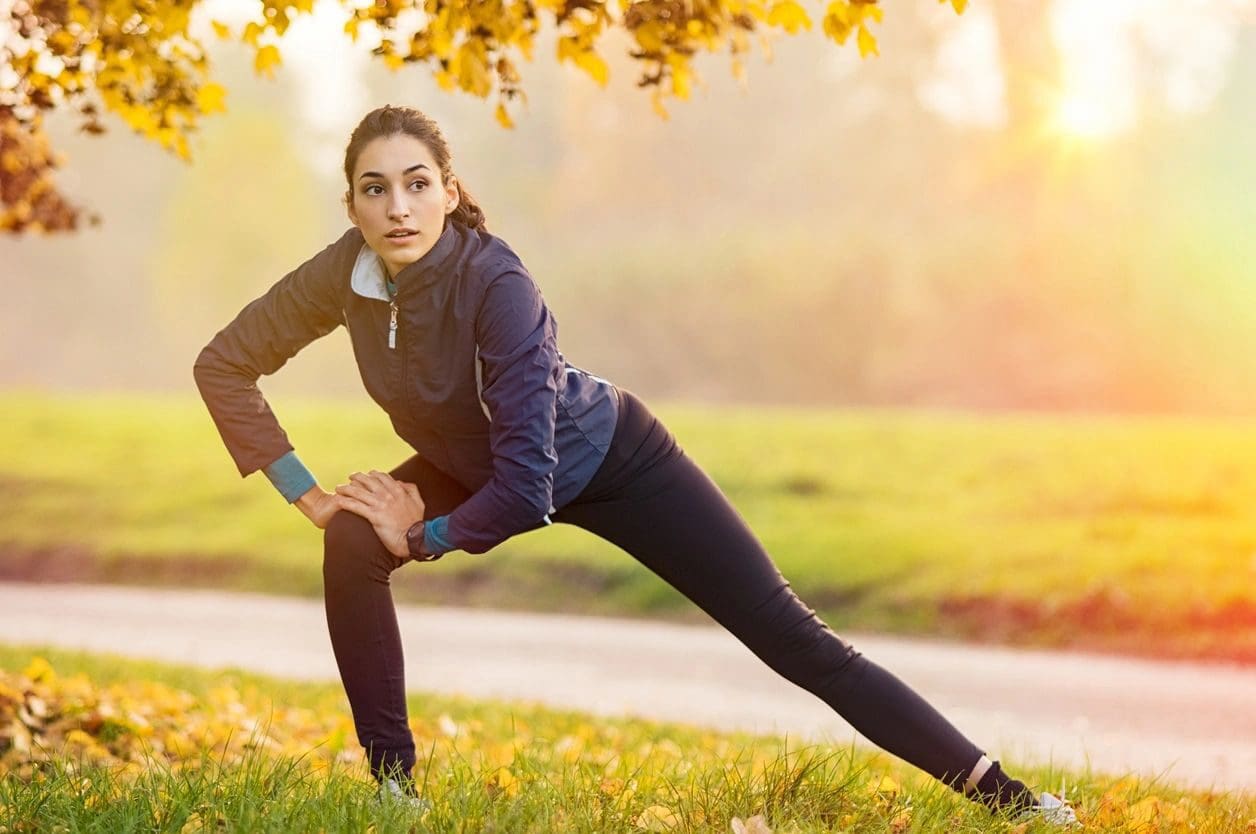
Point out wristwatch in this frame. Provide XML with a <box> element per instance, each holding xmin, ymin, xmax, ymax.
<box><xmin>405</xmin><ymin>520</ymin><xmax>443</xmax><ymax>562</ymax></box>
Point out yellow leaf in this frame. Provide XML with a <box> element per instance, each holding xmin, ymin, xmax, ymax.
<box><xmin>383</xmin><ymin>51</ymin><xmax>406</xmax><ymax>71</ymax></box>
<box><xmin>823</xmin><ymin>12</ymin><xmax>854</xmax><ymax>43</ymax></box>
<box><xmin>870</xmin><ymin>775</ymin><xmax>900</xmax><ymax>794</ymax></box>
<box><xmin>949</xmin><ymin>0</ymin><xmax>968</xmax><ymax>12</ymax></box>
<box><xmin>575</xmin><ymin>51</ymin><xmax>609</xmax><ymax>87</ymax></box>
<box><xmin>635</xmin><ymin>22</ymin><xmax>665</xmax><ymax>53</ymax></box>
<box><xmin>210</xmin><ymin>20</ymin><xmax>231</xmax><ymax>40</ymax></box>
<box><xmin>671</xmin><ymin>65</ymin><xmax>691</xmax><ymax>99</ymax></box>
<box><xmin>48</xmin><ymin>30</ymin><xmax>78</xmax><ymax>53</ymax></box>
<box><xmin>196</xmin><ymin>82</ymin><xmax>227</xmax><ymax>114</ymax></box>
<box><xmin>517</xmin><ymin>33</ymin><xmax>534</xmax><ymax>61</ymax></box>
<box><xmin>857</xmin><ymin>24</ymin><xmax>878</xmax><ymax>58</ymax></box>
<box><xmin>430</xmin><ymin>9</ymin><xmax>454</xmax><ymax>58</ymax></box>
<box><xmin>556</xmin><ymin>36</ymin><xmax>580</xmax><ymax>65</ymax></box>
<box><xmin>1127</xmin><ymin>796</ymin><xmax>1161</xmax><ymax>831</ymax></box>
<box><xmin>455</xmin><ymin>42</ymin><xmax>491</xmax><ymax>96</ymax></box>
<box><xmin>242</xmin><ymin>21</ymin><xmax>263</xmax><ymax>46</ymax></box>
<box><xmin>635</xmin><ymin>804</ymin><xmax>679</xmax><ymax>831</ymax></box>
<box><xmin>254</xmin><ymin>44</ymin><xmax>282</xmax><ymax>78</ymax></box>
<box><xmin>22</xmin><ymin>656</ymin><xmax>55</xmax><ymax>683</ymax></box>
<box><xmin>825</xmin><ymin>0</ymin><xmax>850</xmax><ymax>27</ymax></box>
<box><xmin>766</xmin><ymin>0</ymin><xmax>812</xmax><ymax>33</ymax></box>
<box><xmin>495</xmin><ymin>102</ymin><xmax>515</xmax><ymax>129</ymax></box>
<box><xmin>489</xmin><ymin>766</ymin><xmax>519</xmax><ymax>796</ymax></box>
<box><xmin>344</xmin><ymin>16</ymin><xmax>361</xmax><ymax>42</ymax></box>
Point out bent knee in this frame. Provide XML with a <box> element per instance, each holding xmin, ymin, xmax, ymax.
<box><xmin>323</xmin><ymin>510</ymin><xmax>390</xmax><ymax>579</ymax></box>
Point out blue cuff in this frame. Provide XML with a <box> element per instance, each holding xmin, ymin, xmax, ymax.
<box><xmin>262</xmin><ymin>451</ymin><xmax>317</xmax><ymax>503</ymax></box>
<box><xmin>424</xmin><ymin>515</ymin><xmax>455</xmax><ymax>554</ymax></box>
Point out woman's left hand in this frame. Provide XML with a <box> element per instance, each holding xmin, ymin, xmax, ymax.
<box><xmin>334</xmin><ymin>470</ymin><xmax>427</xmax><ymax>563</ymax></box>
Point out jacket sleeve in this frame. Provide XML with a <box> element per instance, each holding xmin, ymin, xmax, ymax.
<box><xmin>192</xmin><ymin>231</ymin><xmax>354</xmax><ymax>478</ymax></box>
<box><xmin>442</xmin><ymin>269</ymin><xmax>562</xmax><ymax>554</ymax></box>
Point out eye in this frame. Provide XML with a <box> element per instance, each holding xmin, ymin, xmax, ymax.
<box><xmin>364</xmin><ymin>184</ymin><xmax>383</xmax><ymax>196</ymax></box>
<box><xmin>410</xmin><ymin>179</ymin><xmax>428</xmax><ymax>191</ymax></box>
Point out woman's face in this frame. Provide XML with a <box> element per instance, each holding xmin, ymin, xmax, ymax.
<box><xmin>346</xmin><ymin>134</ymin><xmax>459</xmax><ymax>280</ymax></box>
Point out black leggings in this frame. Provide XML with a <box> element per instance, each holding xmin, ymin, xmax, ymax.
<box><xmin>322</xmin><ymin>388</ymin><xmax>986</xmax><ymax>794</ymax></box>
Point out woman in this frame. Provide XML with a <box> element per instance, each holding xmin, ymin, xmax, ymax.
<box><xmin>193</xmin><ymin>105</ymin><xmax>1079</xmax><ymax>827</ymax></box>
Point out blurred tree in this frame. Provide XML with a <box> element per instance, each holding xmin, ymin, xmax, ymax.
<box><xmin>1</xmin><ymin>0</ymin><xmax>965</xmax><ymax>235</ymax></box>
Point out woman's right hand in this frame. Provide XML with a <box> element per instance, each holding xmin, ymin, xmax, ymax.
<box><xmin>294</xmin><ymin>485</ymin><xmax>344</xmax><ymax>529</ymax></box>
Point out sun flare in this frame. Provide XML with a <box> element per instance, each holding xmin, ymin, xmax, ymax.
<box><xmin>1053</xmin><ymin>89</ymin><xmax>1128</xmax><ymax>140</ymax></box>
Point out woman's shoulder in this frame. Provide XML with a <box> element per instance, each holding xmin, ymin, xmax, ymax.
<box><xmin>458</xmin><ymin>223</ymin><xmax>531</xmax><ymax>282</ymax></box>
<box><xmin>308</xmin><ymin>226</ymin><xmax>370</xmax><ymax>290</ymax></box>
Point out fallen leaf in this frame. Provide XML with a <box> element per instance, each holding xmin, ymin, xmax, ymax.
<box><xmin>731</xmin><ymin>814</ymin><xmax>773</xmax><ymax>834</ymax></box>
<box><xmin>636</xmin><ymin>804</ymin><xmax>679</xmax><ymax>831</ymax></box>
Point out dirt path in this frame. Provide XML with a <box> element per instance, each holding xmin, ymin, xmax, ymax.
<box><xmin>1</xmin><ymin>581</ymin><xmax>1251</xmax><ymax>795</ymax></box>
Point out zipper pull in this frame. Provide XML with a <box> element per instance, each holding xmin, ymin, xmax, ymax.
<box><xmin>388</xmin><ymin>300</ymin><xmax>398</xmax><ymax>350</ymax></box>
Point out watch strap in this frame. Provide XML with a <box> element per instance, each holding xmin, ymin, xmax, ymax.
<box><xmin>405</xmin><ymin>520</ymin><xmax>443</xmax><ymax>562</ymax></box>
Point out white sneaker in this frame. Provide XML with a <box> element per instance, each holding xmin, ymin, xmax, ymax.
<box><xmin>375</xmin><ymin>776</ymin><xmax>432</xmax><ymax>815</ymax></box>
<box><xmin>1015</xmin><ymin>791</ymin><xmax>1081</xmax><ymax>829</ymax></box>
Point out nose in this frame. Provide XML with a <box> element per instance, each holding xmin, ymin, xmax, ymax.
<box><xmin>386</xmin><ymin>189</ymin><xmax>409</xmax><ymax>220</ymax></box>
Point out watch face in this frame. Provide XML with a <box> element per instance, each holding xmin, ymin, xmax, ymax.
<box><xmin>406</xmin><ymin>521</ymin><xmax>425</xmax><ymax>556</ymax></box>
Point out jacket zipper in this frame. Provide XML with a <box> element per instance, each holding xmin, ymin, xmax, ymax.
<box><xmin>388</xmin><ymin>299</ymin><xmax>398</xmax><ymax>350</ymax></box>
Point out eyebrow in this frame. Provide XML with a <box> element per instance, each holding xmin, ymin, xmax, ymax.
<box><xmin>358</xmin><ymin>163</ymin><xmax>431</xmax><ymax>181</ymax></box>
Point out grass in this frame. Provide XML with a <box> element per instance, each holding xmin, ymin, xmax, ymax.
<box><xmin>2</xmin><ymin>643</ymin><xmax>1253</xmax><ymax>833</ymax></box>
<box><xmin>1</xmin><ymin>389</ymin><xmax>1255</xmax><ymax>664</ymax></box>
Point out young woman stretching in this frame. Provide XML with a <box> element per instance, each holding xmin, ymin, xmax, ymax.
<box><xmin>194</xmin><ymin>104</ymin><xmax>1079</xmax><ymax>828</ymax></box>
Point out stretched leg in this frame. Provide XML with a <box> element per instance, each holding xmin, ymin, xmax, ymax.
<box><xmin>554</xmin><ymin>390</ymin><xmax>1036</xmax><ymax>812</ymax></box>
<box><xmin>321</xmin><ymin>454</ymin><xmax>471</xmax><ymax>785</ymax></box>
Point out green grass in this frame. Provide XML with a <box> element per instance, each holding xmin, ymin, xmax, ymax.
<box><xmin>2</xmin><ymin>643</ymin><xmax>1252</xmax><ymax>833</ymax></box>
<box><xmin>2</xmin><ymin>389</ymin><xmax>1255</xmax><ymax>663</ymax></box>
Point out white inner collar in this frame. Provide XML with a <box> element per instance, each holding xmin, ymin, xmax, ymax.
<box><xmin>350</xmin><ymin>243</ymin><xmax>392</xmax><ymax>301</ymax></box>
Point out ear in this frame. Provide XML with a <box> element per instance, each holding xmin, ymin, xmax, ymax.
<box><xmin>444</xmin><ymin>175</ymin><xmax>460</xmax><ymax>215</ymax></box>
<box><xmin>345</xmin><ymin>192</ymin><xmax>359</xmax><ymax>227</ymax></box>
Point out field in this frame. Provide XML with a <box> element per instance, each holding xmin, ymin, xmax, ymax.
<box><xmin>2</xmin><ymin>390</ymin><xmax>1255</xmax><ymax>663</ymax></box>
<box><xmin>2</xmin><ymin>644</ymin><xmax>1253</xmax><ymax>833</ymax></box>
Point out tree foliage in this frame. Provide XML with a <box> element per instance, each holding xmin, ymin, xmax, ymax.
<box><xmin>0</xmin><ymin>0</ymin><xmax>965</xmax><ymax>234</ymax></box>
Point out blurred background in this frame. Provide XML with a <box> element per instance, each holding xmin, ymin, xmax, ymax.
<box><xmin>5</xmin><ymin>0</ymin><xmax>1254</xmax><ymax>415</ymax></box>
<box><xmin>4</xmin><ymin>0</ymin><xmax>1256</xmax><ymax>666</ymax></box>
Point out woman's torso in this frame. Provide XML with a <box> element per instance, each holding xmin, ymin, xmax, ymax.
<box><xmin>338</xmin><ymin>220</ymin><xmax>618</xmax><ymax>509</ymax></box>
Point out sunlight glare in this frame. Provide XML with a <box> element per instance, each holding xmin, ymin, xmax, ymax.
<box><xmin>1050</xmin><ymin>0</ymin><xmax>1138</xmax><ymax>140</ymax></box>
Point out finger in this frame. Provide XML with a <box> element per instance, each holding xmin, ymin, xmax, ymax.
<box><xmin>380</xmin><ymin>475</ymin><xmax>413</xmax><ymax>500</ymax></box>
<box><xmin>334</xmin><ymin>494</ymin><xmax>376</xmax><ymax>520</ymax></box>
<box><xmin>349</xmin><ymin>472</ymin><xmax>381</xmax><ymax>493</ymax></box>
<box><xmin>335</xmin><ymin>483</ymin><xmax>376</xmax><ymax>504</ymax></box>
<box><xmin>367</xmin><ymin>470</ymin><xmax>403</xmax><ymax>495</ymax></box>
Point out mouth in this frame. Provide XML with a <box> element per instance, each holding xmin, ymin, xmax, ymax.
<box><xmin>385</xmin><ymin>229</ymin><xmax>418</xmax><ymax>243</ymax></box>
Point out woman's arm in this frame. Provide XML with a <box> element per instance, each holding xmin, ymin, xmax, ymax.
<box><xmin>193</xmin><ymin>230</ymin><xmax>356</xmax><ymax>507</ymax></box>
<box><xmin>432</xmin><ymin>269</ymin><xmax>563</xmax><ymax>555</ymax></box>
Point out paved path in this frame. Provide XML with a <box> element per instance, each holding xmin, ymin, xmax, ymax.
<box><xmin>0</xmin><ymin>581</ymin><xmax>1251</xmax><ymax>795</ymax></box>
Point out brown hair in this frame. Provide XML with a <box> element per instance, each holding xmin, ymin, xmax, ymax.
<box><xmin>342</xmin><ymin>105</ymin><xmax>487</xmax><ymax>232</ymax></box>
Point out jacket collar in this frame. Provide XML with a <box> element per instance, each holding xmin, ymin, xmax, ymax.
<box><xmin>350</xmin><ymin>244</ymin><xmax>391</xmax><ymax>301</ymax></box>
<box><xmin>350</xmin><ymin>221</ymin><xmax>462</xmax><ymax>301</ymax></box>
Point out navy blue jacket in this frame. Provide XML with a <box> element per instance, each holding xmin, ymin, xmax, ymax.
<box><xmin>193</xmin><ymin>219</ymin><xmax>619</xmax><ymax>554</ymax></box>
